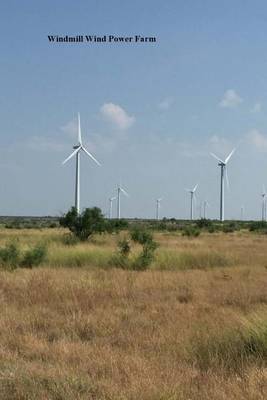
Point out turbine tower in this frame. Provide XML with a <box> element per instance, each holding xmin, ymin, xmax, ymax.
<box><xmin>117</xmin><ymin>184</ymin><xmax>129</xmax><ymax>219</ymax></box>
<box><xmin>240</xmin><ymin>205</ymin><xmax>244</xmax><ymax>221</ymax></box>
<box><xmin>62</xmin><ymin>113</ymin><xmax>101</xmax><ymax>214</ymax></box>
<box><xmin>261</xmin><ymin>186</ymin><xmax>266</xmax><ymax>221</ymax></box>
<box><xmin>186</xmin><ymin>184</ymin><xmax>198</xmax><ymax>220</ymax></box>
<box><xmin>210</xmin><ymin>148</ymin><xmax>235</xmax><ymax>222</ymax></box>
<box><xmin>156</xmin><ymin>198</ymin><xmax>162</xmax><ymax>220</ymax></box>
<box><xmin>109</xmin><ymin>197</ymin><xmax>116</xmax><ymax>219</ymax></box>
<box><xmin>203</xmin><ymin>200</ymin><xmax>210</xmax><ymax>219</ymax></box>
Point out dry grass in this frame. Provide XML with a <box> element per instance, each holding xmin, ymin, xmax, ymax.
<box><xmin>0</xmin><ymin>228</ymin><xmax>267</xmax><ymax>398</ymax></box>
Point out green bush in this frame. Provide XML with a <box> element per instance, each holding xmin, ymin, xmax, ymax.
<box><xmin>21</xmin><ymin>244</ymin><xmax>47</xmax><ymax>269</ymax></box>
<box><xmin>196</xmin><ymin>219</ymin><xmax>213</xmax><ymax>229</ymax></box>
<box><xmin>131</xmin><ymin>228</ymin><xmax>158</xmax><ymax>270</ymax></box>
<box><xmin>0</xmin><ymin>241</ymin><xmax>20</xmax><ymax>270</ymax></box>
<box><xmin>182</xmin><ymin>226</ymin><xmax>200</xmax><ymax>237</ymax></box>
<box><xmin>60</xmin><ymin>207</ymin><xmax>127</xmax><ymax>241</ymax></box>
<box><xmin>118</xmin><ymin>238</ymin><xmax>131</xmax><ymax>257</ymax></box>
<box><xmin>0</xmin><ymin>241</ymin><xmax>47</xmax><ymax>270</ymax></box>
<box><xmin>130</xmin><ymin>229</ymin><xmax>153</xmax><ymax>245</ymax></box>
<box><xmin>249</xmin><ymin>221</ymin><xmax>267</xmax><ymax>232</ymax></box>
<box><xmin>111</xmin><ymin>228</ymin><xmax>158</xmax><ymax>271</ymax></box>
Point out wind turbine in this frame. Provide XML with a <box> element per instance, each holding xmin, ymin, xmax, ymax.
<box><xmin>109</xmin><ymin>197</ymin><xmax>116</xmax><ymax>219</ymax></box>
<box><xmin>203</xmin><ymin>200</ymin><xmax>210</xmax><ymax>219</ymax></box>
<box><xmin>261</xmin><ymin>186</ymin><xmax>266</xmax><ymax>221</ymax></box>
<box><xmin>210</xmin><ymin>148</ymin><xmax>235</xmax><ymax>222</ymax></box>
<box><xmin>240</xmin><ymin>205</ymin><xmax>244</xmax><ymax>221</ymax></box>
<box><xmin>117</xmin><ymin>184</ymin><xmax>129</xmax><ymax>219</ymax></box>
<box><xmin>156</xmin><ymin>198</ymin><xmax>162</xmax><ymax>220</ymax></box>
<box><xmin>62</xmin><ymin>113</ymin><xmax>101</xmax><ymax>214</ymax></box>
<box><xmin>186</xmin><ymin>184</ymin><xmax>198</xmax><ymax>220</ymax></box>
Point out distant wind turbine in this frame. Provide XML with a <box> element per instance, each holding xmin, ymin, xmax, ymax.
<box><xmin>109</xmin><ymin>197</ymin><xmax>116</xmax><ymax>219</ymax></box>
<box><xmin>240</xmin><ymin>205</ymin><xmax>244</xmax><ymax>221</ymax></box>
<box><xmin>117</xmin><ymin>184</ymin><xmax>129</xmax><ymax>219</ymax></box>
<box><xmin>261</xmin><ymin>185</ymin><xmax>266</xmax><ymax>221</ymax></box>
<box><xmin>186</xmin><ymin>184</ymin><xmax>198</xmax><ymax>220</ymax></box>
<box><xmin>210</xmin><ymin>148</ymin><xmax>235</xmax><ymax>222</ymax></box>
<box><xmin>62</xmin><ymin>113</ymin><xmax>101</xmax><ymax>214</ymax></box>
<box><xmin>156</xmin><ymin>198</ymin><xmax>162</xmax><ymax>220</ymax></box>
<box><xmin>203</xmin><ymin>200</ymin><xmax>210</xmax><ymax>219</ymax></box>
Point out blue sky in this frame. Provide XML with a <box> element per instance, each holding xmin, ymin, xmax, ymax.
<box><xmin>1</xmin><ymin>0</ymin><xmax>267</xmax><ymax>219</ymax></box>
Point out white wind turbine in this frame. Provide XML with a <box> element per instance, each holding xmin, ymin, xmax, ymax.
<box><xmin>109</xmin><ymin>197</ymin><xmax>116</xmax><ymax>219</ymax></box>
<box><xmin>261</xmin><ymin>185</ymin><xmax>266</xmax><ymax>221</ymax></box>
<box><xmin>240</xmin><ymin>205</ymin><xmax>244</xmax><ymax>221</ymax></box>
<box><xmin>186</xmin><ymin>184</ymin><xmax>198</xmax><ymax>220</ymax></box>
<box><xmin>117</xmin><ymin>184</ymin><xmax>129</xmax><ymax>219</ymax></box>
<box><xmin>210</xmin><ymin>148</ymin><xmax>235</xmax><ymax>222</ymax></box>
<box><xmin>62</xmin><ymin>113</ymin><xmax>101</xmax><ymax>214</ymax></box>
<box><xmin>156</xmin><ymin>198</ymin><xmax>162</xmax><ymax>220</ymax></box>
<box><xmin>203</xmin><ymin>200</ymin><xmax>210</xmax><ymax>219</ymax></box>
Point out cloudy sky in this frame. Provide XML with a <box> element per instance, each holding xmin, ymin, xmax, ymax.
<box><xmin>1</xmin><ymin>0</ymin><xmax>267</xmax><ymax>219</ymax></box>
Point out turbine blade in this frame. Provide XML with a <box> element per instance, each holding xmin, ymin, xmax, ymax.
<box><xmin>263</xmin><ymin>184</ymin><xmax>266</xmax><ymax>195</ymax></box>
<box><xmin>82</xmin><ymin>146</ymin><xmax>101</xmax><ymax>166</ymax></box>
<box><xmin>193</xmin><ymin>183</ymin><xmax>198</xmax><ymax>192</ymax></box>
<box><xmin>78</xmin><ymin>112</ymin><xmax>82</xmax><ymax>145</ymax></box>
<box><xmin>62</xmin><ymin>146</ymin><xmax>81</xmax><ymax>165</ymax></box>
<box><xmin>225</xmin><ymin>148</ymin><xmax>236</xmax><ymax>164</ymax></box>
<box><xmin>210</xmin><ymin>152</ymin><xmax>224</xmax><ymax>164</ymax></box>
<box><xmin>120</xmin><ymin>187</ymin><xmax>129</xmax><ymax>197</ymax></box>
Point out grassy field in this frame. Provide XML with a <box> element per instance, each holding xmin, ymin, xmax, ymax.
<box><xmin>0</xmin><ymin>228</ymin><xmax>267</xmax><ymax>399</ymax></box>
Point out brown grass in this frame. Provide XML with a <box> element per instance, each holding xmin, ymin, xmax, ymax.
<box><xmin>0</xmin><ymin>229</ymin><xmax>267</xmax><ymax>398</ymax></box>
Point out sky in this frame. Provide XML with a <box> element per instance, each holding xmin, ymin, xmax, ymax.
<box><xmin>1</xmin><ymin>0</ymin><xmax>267</xmax><ymax>219</ymax></box>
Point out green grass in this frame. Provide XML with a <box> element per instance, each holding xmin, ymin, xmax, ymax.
<box><xmin>155</xmin><ymin>249</ymin><xmax>234</xmax><ymax>270</ymax></box>
<box><xmin>189</xmin><ymin>313</ymin><xmax>267</xmax><ymax>372</ymax></box>
<box><xmin>46</xmin><ymin>245</ymin><xmax>114</xmax><ymax>269</ymax></box>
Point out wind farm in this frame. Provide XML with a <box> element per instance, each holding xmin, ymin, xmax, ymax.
<box><xmin>3</xmin><ymin>1</ymin><xmax>267</xmax><ymax>399</ymax></box>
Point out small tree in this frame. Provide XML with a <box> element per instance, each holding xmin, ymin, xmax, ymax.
<box><xmin>59</xmin><ymin>207</ymin><xmax>109</xmax><ymax>241</ymax></box>
<box><xmin>130</xmin><ymin>228</ymin><xmax>158</xmax><ymax>270</ymax></box>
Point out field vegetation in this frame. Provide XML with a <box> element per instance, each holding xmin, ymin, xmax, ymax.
<box><xmin>0</xmin><ymin>218</ymin><xmax>266</xmax><ymax>399</ymax></box>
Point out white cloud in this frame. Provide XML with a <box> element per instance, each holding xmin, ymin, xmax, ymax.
<box><xmin>246</xmin><ymin>129</ymin><xmax>267</xmax><ymax>151</ymax></box>
<box><xmin>100</xmin><ymin>103</ymin><xmax>135</xmax><ymax>130</ymax></box>
<box><xmin>219</xmin><ymin>89</ymin><xmax>243</xmax><ymax>108</ymax></box>
<box><xmin>251</xmin><ymin>102</ymin><xmax>262</xmax><ymax>113</ymax></box>
<box><xmin>60</xmin><ymin>118</ymin><xmax>78</xmax><ymax>140</ymax></box>
<box><xmin>158</xmin><ymin>97</ymin><xmax>174</xmax><ymax>110</ymax></box>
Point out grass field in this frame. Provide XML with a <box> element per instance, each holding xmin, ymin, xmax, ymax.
<box><xmin>0</xmin><ymin>227</ymin><xmax>267</xmax><ymax>399</ymax></box>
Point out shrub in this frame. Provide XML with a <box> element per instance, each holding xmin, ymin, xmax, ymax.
<box><xmin>21</xmin><ymin>244</ymin><xmax>47</xmax><ymax>268</ymax></box>
<box><xmin>249</xmin><ymin>221</ymin><xmax>267</xmax><ymax>232</ymax></box>
<box><xmin>0</xmin><ymin>241</ymin><xmax>20</xmax><ymax>270</ymax></box>
<box><xmin>130</xmin><ymin>228</ymin><xmax>158</xmax><ymax>270</ymax></box>
<box><xmin>60</xmin><ymin>207</ymin><xmax>127</xmax><ymax>241</ymax></box>
<box><xmin>196</xmin><ymin>219</ymin><xmax>213</xmax><ymax>229</ymax></box>
<box><xmin>118</xmin><ymin>238</ymin><xmax>131</xmax><ymax>257</ymax></box>
<box><xmin>111</xmin><ymin>228</ymin><xmax>158</xmax><ymax>271</ymax></box>
<box><xmin>60</xmin><ymin>207</ymin><xmax>107</xmax><ymax>241</ymax></box>
<box><xmin>182</xmin><ymin>226</ymin><xmax>200</xmax><ymax>237</ymax></box>
<box><xmin>0</xmin><ymin>241</ymin><xmax>47</xmax><ymax>270</ymax></box>
<box><xmin>130</xmin><ymin>229</ymin><xmax>153</xmax><ymax>245</ymax></box>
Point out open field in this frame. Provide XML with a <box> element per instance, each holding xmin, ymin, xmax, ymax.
<box><xmin>0</xmin><ymin>228</ymin><xmax>267</xmax><ymax>399</ymax></box>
